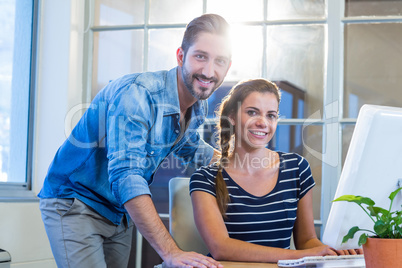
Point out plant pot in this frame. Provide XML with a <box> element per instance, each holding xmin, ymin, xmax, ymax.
<box><xmin>362</xmin><ymin>237</ymin><xmax>402</xmax><ymax>268</ymax></box>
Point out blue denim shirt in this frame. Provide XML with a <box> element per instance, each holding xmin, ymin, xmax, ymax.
<box><xmin>38</xmin><ymin>67</ymin><xmax>214</xmax><ymax>225</ymax></box>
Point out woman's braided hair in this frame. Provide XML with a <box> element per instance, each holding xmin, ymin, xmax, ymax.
<box><xmin>214</xmin><ymin>79</ymin><xmax>281</xmax><ymax>217</ymax></box>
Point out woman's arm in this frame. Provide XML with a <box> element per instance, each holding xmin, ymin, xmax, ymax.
<box><xmin>191</xmin><ymin>191</ymin><xmax>336</xmax><ymax>263</ymax></box>
<box><xmin>293</xmin><ymin>190</ymin><xmax>363</xmax><ymax>255</ymax></box>
<box><xmin>292</xmin><ymin>189</ymin><xmax>327</xmax><ymax>249</ymax></box>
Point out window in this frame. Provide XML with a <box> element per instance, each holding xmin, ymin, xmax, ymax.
<box><xmin>86</xmin><ymin>0</ymin><xmax>402</xmax><ymax>237</ymax></box>
<box><xmin>341</xmin><ymin>0</ymin><xmax>402</xmax><ymax>199</ymax></box>
<box><xmin>0</xmin><ymin>0</ymin><xmax>38</xmax><ymax>197</ymax></box>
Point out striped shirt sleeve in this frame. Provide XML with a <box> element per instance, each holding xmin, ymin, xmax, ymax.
<box><xmin>189</xmin><ymin>165</ymin><xmax>218</xmax><ymax>197</ymax></box>
<box><xmin>297</xmin><ymin>156</ymin><xmax>315</xmax><ymax>199</ymax></box>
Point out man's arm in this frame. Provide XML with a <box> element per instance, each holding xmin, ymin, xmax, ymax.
<box><xmin>124</xmin><ymin>195</ymin><xmax>222</xmax><ymax>268</ymax></box>
<box><xmin>108</xmin><ymin>86</ymin><xmax>221</xmax><ymax>266</ymax></box>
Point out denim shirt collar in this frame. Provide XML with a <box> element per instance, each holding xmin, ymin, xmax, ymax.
<box><xmin>164</xmin><ymin>67</ymin><xmax>181</xmax><ymax>115</ymax></box>
<box><xmin>164</xmin><ymin>67</ymin><xmax>207</xmax><ymax>126</ymax></box>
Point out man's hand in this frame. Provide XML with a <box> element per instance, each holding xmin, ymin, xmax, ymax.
<box><xmin>124</xmin><ymin>195</ymin><xmax>223</xmax><ymax>268</ymax></box>
<box><xmin>163</xmin><ymin>250</ymin><xmax>223</xmax><ymax>268</ymax></box>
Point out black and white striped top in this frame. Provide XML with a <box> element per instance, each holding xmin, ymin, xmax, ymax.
<box><xmin>189</xmin><ymin>151</ymin><xmax>315</xmax><ymax>249</ymax></box>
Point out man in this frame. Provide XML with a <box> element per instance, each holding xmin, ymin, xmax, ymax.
<box><xmin>39</xmin><ymin>14</ymin><xmax>232</xmax><ymax>268</ymax></box>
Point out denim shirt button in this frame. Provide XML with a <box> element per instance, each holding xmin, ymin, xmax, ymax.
<box><xmin>150</xmin><ymin>151</ymin><xmax>154</xmax><ymax>155</ymax></box>
<box><xmin>175</xmin><ymin>129</ymin><xmax>179</xmax><ymax>134</ymax></box>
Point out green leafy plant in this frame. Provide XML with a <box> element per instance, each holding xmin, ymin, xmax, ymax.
<box><xmin>332</xmin><ymin>186</ymin><xmax>402</xmax><ymax>246</ymax></box>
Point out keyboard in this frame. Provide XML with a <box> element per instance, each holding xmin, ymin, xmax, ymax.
<box><xmin>278</xmin><ymin>255</ymin><xmax>365</xmax><ymax>267</ymax></box>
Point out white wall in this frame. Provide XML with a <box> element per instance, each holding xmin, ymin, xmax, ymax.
<box><xmin>0</xmin><ymin>0</ymin><xmax>85</xmax><ymax>267</ymax></box>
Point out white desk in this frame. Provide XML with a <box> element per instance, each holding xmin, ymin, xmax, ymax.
<box><xmin>220</xmin><ymin>259</ymin><xmax>366</xmax><ymax>268</ymax></box>
<box><xmin>220</xmin><ymin>261</ymin><xmax>277</xmax><ymax>267</ymax></box>
<box><xmin>157</xmin><ymin>258</ymin><xmax>366</xmax><ymax>268</ymax></box>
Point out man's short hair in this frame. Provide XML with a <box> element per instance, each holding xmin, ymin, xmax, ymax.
<box><xmin>181</xmin><ymin>14</ymin><xmax>231</xmax><ymax>58</ymax></box>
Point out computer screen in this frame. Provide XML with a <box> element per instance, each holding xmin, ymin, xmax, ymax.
<box><xmin>322</xmin><ymin>104</ymin><xmax>402</xmax><ymax>250</ymax></box>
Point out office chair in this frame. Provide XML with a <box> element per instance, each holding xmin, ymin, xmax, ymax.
<box><xmin>168</xmin><ymin>177</ymin><xmax>209</xmax><ymax>255</ymax></box>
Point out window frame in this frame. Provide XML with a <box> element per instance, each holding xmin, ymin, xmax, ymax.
<box><xmin>0</xmin><ymin>0</ymin><xmax>39</xmax><ymax>201</ymax></box>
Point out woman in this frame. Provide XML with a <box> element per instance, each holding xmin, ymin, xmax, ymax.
<box><xmin>190</xmin><ymin>79</ymin><xmax>359</xmax><ymax>262</ymax></box>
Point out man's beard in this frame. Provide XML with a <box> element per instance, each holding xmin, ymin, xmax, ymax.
<box><xmin>181</xmin><ymin>64</ymin><xmax>221</xmax><ymax>100</ymax></box>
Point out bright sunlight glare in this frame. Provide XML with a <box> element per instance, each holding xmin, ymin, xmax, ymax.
<box><xmin>227</xmin><ymin>25</ymin><xmax>263</xmax><ymax>81</ymax></box>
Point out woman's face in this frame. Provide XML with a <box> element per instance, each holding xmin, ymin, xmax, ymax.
<box><xmin>231</xmin><ymin>91</ymin><xmax>279</xmax><ymax>150</ymax></box>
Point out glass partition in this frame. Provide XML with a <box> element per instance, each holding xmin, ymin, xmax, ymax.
<box><xmin>94</xmin><ymin>0</ymin><xmax>145</xmax><ymax>26</ymax></box>
<box><xmin>266</xmin><ymin>25</ymin><xmax>325</xmax><ymax>118</ymax></box>
<box><xmin>148</xmin><ymin>29</ymin><xmax>184</xmax><ymax>72</ymax></box>
<box><xmin>267</xmin><ymin>0</ymin><xmax>326</xmax><ymax>20</ymax></box>
<box><xmin>92</xmin><ymin>30</ymin><xmax>144</xmax><ymax>94</ymax></box>
<box><xmin>207</xmin><ymin>0</ymin><xmax>264</xmax><ymax>22</ymax></box>
<box><xmin>226</xmin><ymin>25</ymin><xmax>263</xmax><ymax>81</ymax></box>
<box><xmin>149</xmin><ymin>0</ymin><xmax>202</xmax><ymax>24</ymax></box>
<box><xmin>344</xmin><ymin>23</ymin><xmax>402</xmax><ymax>118</ymax></box>
<box><xmin>345</xmin><ymin>0</ymin><xmax>402</xmax><ymax>17</ymax></box>
<box><xmin>0</xmin><ymin>0</ymin><xmax>34</xmax><ymax>184</ymax></box>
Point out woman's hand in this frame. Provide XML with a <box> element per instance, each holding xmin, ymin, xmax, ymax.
<box><xmin>333</xmin><ymin>248</ymin><xmax>364</xmax><ymax>255</ymax></box>
<box><xmin>303</xmin><ymin>245</ymin><xmax>338</xmax><ymax>257</ymax></box>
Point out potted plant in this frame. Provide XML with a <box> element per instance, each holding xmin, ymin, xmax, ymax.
<box><xmin>332</xmin><ymin>186</ymin><xmax>402</xmax><ymax>268</ymax></box>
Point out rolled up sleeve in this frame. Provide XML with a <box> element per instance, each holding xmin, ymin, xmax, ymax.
<box><xmin>107</xmin><ymin>85</ymin><xmax>154</xmax><ymax>206</ymax></box>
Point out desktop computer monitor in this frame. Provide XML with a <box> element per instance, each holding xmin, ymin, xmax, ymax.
<box><xmin>322</xmin><ymin>104</ymin><xmax>402</xmax><ymax>250</ymax></box>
